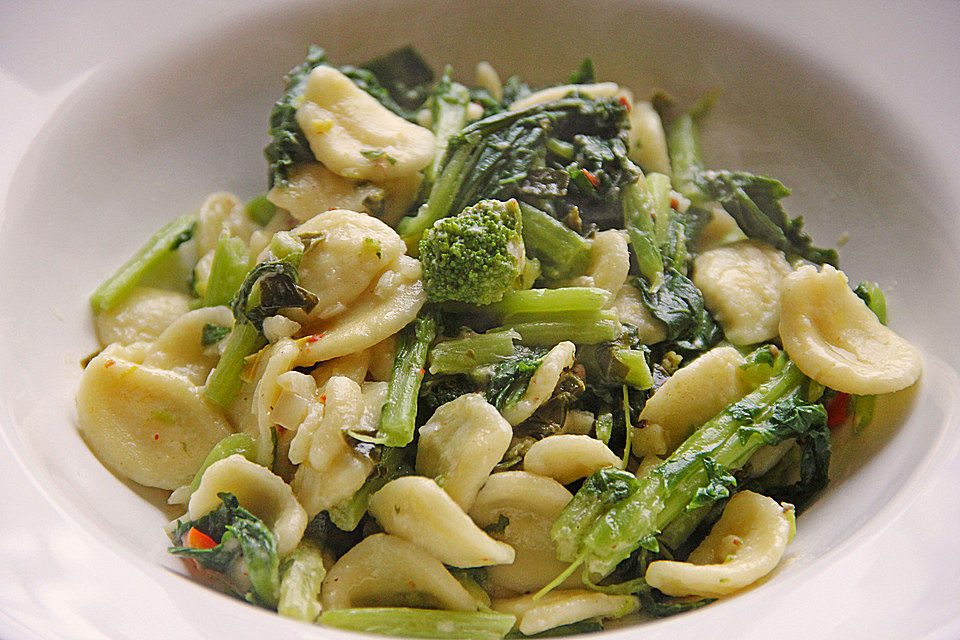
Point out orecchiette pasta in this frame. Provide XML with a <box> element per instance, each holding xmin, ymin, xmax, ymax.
<box><xmin>297</xmin><ymin>66</ymin><xmax>436</xmax><ymax>181</ymax></box>
<box><xmin>523</xmin><ymin>434</ymin><xmax>621</xmax><ymax>484</ymax></box>
<box><xmin>611</xmin><ymin>283</ymin><xmax>668</xmax><ymax>345</ymax></box>
<box><xmin>415</xmin><ymin>393</ymin><xmax>513</xmax><ymax>510</ymax></box>
<box><xmin>566</xmin><ymin>230</ymin><xmax>630</xmax><ymax>300</ymax></box>
<box><xmin>469</xmin><ymin>471</ymin><xmax>576</xmax><ymax>594</ymax></box>
<box><xmin>508</xmin><ymin>82</ymin><xmax>621</xmax><ymax>111</ymax></box>
<box><xmin>141</xmin><ymin>305</ymin><xmax>233</xmax><ymax>386</ymax></box>
<box><xmin>779</xmin><ymin>264</ymin><xmax>922</xmax><ymax>394</ymax></box>
<box><xmin>320</xmin><ymin>533</ymin><xmax>479</xmax><ymax>611</ymax></box>
<box><xmin>633</xmin><ymin>345</ymin><xmax>750</xmax><ymax>457</ymax></box>
<box><xmin>368</xmin><ymin>476</ymin><xmax>515</xmax><ymax>568</ymax></box>
<box><xmin>493</xmin><ymin>590</ymin><xmax>640</xmax><ymax>636</ymax></box>
<box><xmin>77</xmin><ymin>352</ymin><xmax>232</xmax><ymax>489</ymax></box>
<box><xmin>502</xmin><ymin>341</ymin><xmax>576</xmax><ymax>426</ymax></box>
<box><xmin>94</xmin><ymin>286</ymin><xmax>190</xmax><ymax>346</ymax></box>
<box><xmin>644</xmin><ymin>490</ymin><xmax>795</xmax><ymax>598</ymax></box>
<box><xmin>693</xmin><ymin>240</ymin><xmax>794</xmax><ymax>345</ymax></box>
<box><xmin>626</xmin><ymin>100</ymin><xmax>671</xmax><ymax>175</ymax></box>
<box><xmin>187</xmin><ymin>454</ymin><xmax>307</xmax><ymax>558</ymax></box>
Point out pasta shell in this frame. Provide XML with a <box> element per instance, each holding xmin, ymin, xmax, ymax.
<box><xmin>565</xmin><ymin>230</ymin><xmax>630</xmax><ymax>301</ymax></box>
<box><xmin>645</xmin><ymin>490</ymin><xmax>795</xmax><ymax>598</ymax></box>
<box><xmin>612</xmin><ymin>283</ymin><xmax>668</xmax><ymax>345</ymax></box>
<box><xmin>297</xmin><ymin>66</ymin><xmax>435</xmax><ymax>181</ymax></box>
<box><xmin>187</xmin><ymin>454</ymin><xmax>307</xmax><ymax>558</ymax></box>
<box><xmin>779</xmin><ymin>264</ymin><xmax>921</xmax><ymax>394</ymax></box>
<box><xmin>493</xmin><ymin>590</ymin><xmax>639</xmax><ymax>636</ymax></box>
<box><xmin>321</xmin><ymin>533</ymin><xmax>478</xmax><ymax>611</ymax></box>
<box><xmin>142</xmin><ymin>305</ymin><xmax>233</xmax><ymax>386</ymax></box>
<box><xmin>626</xmin><ymin>100</ymin><xmax>671</xmax><ymax>175</ymax></box>
<box><xmin>416</xmin><ymin>393</ymin><xmax>513</xmax><ymax>510</ymax></box>
<box><xmin>523</xmin><ymin>435</ymin><xmax>621</xmax><ymax>484</ymax></box>
<box><xmin>508</xmin><ymin>82</ymin><xmax>621</xmax><ymax>111</ymax></box>
<box><xmin>369</xmin><ymin>476</ymin><xmax>515</xmax><ymax>568</ymax></box>
<box><xmin>94</xmin><ymin>286</ymin><xmax>190</xmax><ymax>347</ymax></box>
<box><xmin>502</xmin><ymin>341</ymin><xmax>576</xmax><ymax>426</ymax></box>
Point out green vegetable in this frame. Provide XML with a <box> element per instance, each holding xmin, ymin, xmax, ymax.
<box><xmin>370</xmin><ymin>312</ymin><xmax>438</xmax><ymax>447</ymax></box>
<box><xmin>420</xmin><ymin>199</ymin><xmax>526</xmax><ymax>305</ymax></box>
<box><xmin>185</xmin><ymin>433</ymin><xmax>257</xmax><ymax>496</ymax></box>
<box><xmin>169</xmin><ymin>492</ymin><xmax>280</xmax><ymax>608</ymax></box>
<box><xmin>424</xmin><ymin>69</ymin><xmax>471</xmax><ymax>184</ymax></box>
<box><xmin>89</xmin><ymin>214</ymin><xmax>196</xmax><ymax>312</ymax></box>
<box><xmin>491</xmin><ymin>287</ymin><xmax>608</xmax><ymax>317</ymax></box>
<box><xmin>246</xmin><ymin>194</ymin><xmax>277</xmax><ymax>226</ymax></box>
<box><xmin>201</xmin><ymin>232</ymin><xmax>250</xmax><ymax>308</ymax></box>
<box><xmin>428</xmin><ymin>329</ymin><xmax>521</xmax><ymax>375</ymax></box>
<box><xmin>483</xmin><ymin>287</ymin><xmax>621</xmax><ymax>346</ymax></box>
<box><xmin>201</xmin><ymin>323</ymin><xmax>231</xmax><ymax>346</ymax></box>
<box><xmin>278</xmin><ymin>538</ymin><xmax>326</xmax><ymax>622</ymax></box>
<box><xmin>517</xmin><ymin>202</ymin><xmax>591</xmax><ymax>281</ymax></box>
<box><xmin>320</xmin><ymin>608</ymin><xmax>516</xmax><ymax>640</ymax></box>
<box><xmin>483</xmin><ymin>346</ymin><xmax>547</xmax><ymax>411</ymax></box>
<box><xmin>854</xmin><ymin>281</ymin><xmax>887</xmax><ymax>324</ymax></box>
<box><xmin>328</xmin><ymin>447</ymin><xmax>411</xmax><ymax>531</ymax></box>
<box><xmin>551</xmin><ymin>356</ymin><xmax>826</xmax><ymax>579</ymax></box>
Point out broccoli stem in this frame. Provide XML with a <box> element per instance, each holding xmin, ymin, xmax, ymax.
<box><xmin>204</xmin><ymin>321</ymin><xmax>263</xmax><ymax>407</ymax></box>
<box><xmin>375</xmin><ymin>312</ymin><xmax>438</xmax><ymax>447</ymax></box>
<box><xmin>397</xmin><ymin>145</ymin><xmax>470</xmax><ymax>246</ymax></box>
<box><xmin>504</xmin><ymin>308</ymin><xmax>620</xmax><ymax>346</ymax></box>
<box><xmin>563</xmin><ymin>360</ymin><xmax>809</xmax><ymax>577</ymax></box>
<box><xmin>89</xmin><ymin>214</ymin><xmax>196</xmax><ymax>312</ymax></box>
<box><xmin>612</xmin><ymin>348</ymin><xmax>654</xmax><ymax>390</ymax></box>
<box><xmin>185</xmin><ymin>433</ymin><xmax>257</xmax><ymax>496</ymax></box>
<box><xmin>491</xmin><ymin>287</ymin><xmax>609</xmax><ymax>316</ymax></box>
<box><xmin>518</xmin><ymin>202</ymin><xmax>591</xmax><ymax>280</ymax></box>
<box><xmin>427</xmin><ymin>329</ymin><xmax>521</xmax><ymax>375</ymax></box>
<box><xmin>201</xmin><ymin>232</ymin><xmax>250</xmax><ymax>308</ymax></box>
<box><xmin>246</xmin><ymin>194</ymin><xmax>277</xmax><ymax>226</ymax></box>
<box><xmin>320</xmin><ymin>608</ymin><xmax>516</xmax><ymax>640</ymax></box>
<box><xmin>665</xmin><ymin>112</ymin><xmax>704</xmax><ymax>189</ymax></box>
<box><xmin>277</xmin><ymin>538</ymin><xmax>326</xmax><ymax>622</ymax></box>
<box><xmin>622</xmin><ymin>179</ymin><xmax>664</xmax><ymax>290</ymax></box>
<box><xmin>425</xmin><ymin>74</ymin><xmax>471</xmax><ymax>184</ymax></box>
<box><xmin>328</xmin><ymin>447</ymin><xmax>411</xmax><ymax>531</ymax></box>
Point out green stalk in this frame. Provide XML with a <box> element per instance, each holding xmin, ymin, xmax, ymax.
<box><xmin>204</xmin><ymin>322</ymin><xmax>263</xmax><ymax>406</ymax></box>
<box><xmin>622</xmin><ymin>180</ymin><xmax>664</xmax><ymax>290</ymax></box>
<box><xmin>427</xmin><ymin>329</ymin><xmax>521</xmax><ymax>375</ymax></box>
<box><xmin>278</xmin><ymin>538</ymin><xmax>326</xmax><ymax>622</ymax></box>
<box><xmin>518</xmin><ymin>202</ymin><xmax>591</xmax><ymax>280</ymax></box>
<box><xmin>186</xmin><ymin>433</ymin><xmax>257</xmax><ymax>495</ymax></box>
<box><xmin>504</xmin><ymin>308</ymin><xmax>619</xmax><ymax>346</ymax></box>
<box><xmin>90</xmin><ymin>214</ymin><xmax>196</xmax><ymax>312</ymax></box>
<box><xmin>320</xmin><ymin>608</ymin><xmax>516</xmax><ymax>640</ymax></box>
<box><xmin>491</xmin><ymin>287</ymin><xmax>608</xmax><ymax>316</ymax></box>
<box><xmin>201</xmin><ymin>232</ymin><xmax>250</xmax><ymax>308</ymax></box>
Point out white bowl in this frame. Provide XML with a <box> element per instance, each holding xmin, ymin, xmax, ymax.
<box><xmin>1</xmin><ymin>1</ymin><xmax>959</xmax><ymax>639</ymax></box>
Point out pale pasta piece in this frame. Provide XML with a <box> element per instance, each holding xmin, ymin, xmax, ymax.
<box><xmin>502</xmin><ymin>341</ymin><xmax>576</xmax><ymax>426</ymax></box>
<box><xmin>560</xmin><ymin>409</ymin><xmax>595</xmax><ymax>435</ymax></box>
<box><xmin>779</xmin><ymin>264</ymin><xmax>922</xmax><ymax>394</ymax></box>
<box><xmin>645</xmin><ymin>491</ymin><xmax>795</xmax><ymax>598</ymax></box>
<box><xmin>287</xmin><ymin>402</ymin><xmax>322</xmax><ymax>466</ymax></box>
<box><xmin>195</xmin><ymin>191</ymin><xmax>259</xmax><ymax>256</ymax></box>
<box><xmin>295</xmin><ymin>255</ymin><xmax>426</xmax><ymax>367</ymax></box>
<box><xmin>508</xmin><ymin>82</ymin><xmax>621</xmax><ymax>111</ymax></box>
<box><xmin>297</xmin><ymin>66</ymin><xmax>436</xmax><ymax>181</ymax></box>
<box><xmin>566</xmin><ymin>230</ymin><xmax>630</xmax><ymax>300</ymax></box>
<box><xmin>311</xmin><ymin>349</ymin><xmax>372</xmax><ymax>389</ymax></box>
<box><xmin>626</xmin><ymin>100</ymin><xmax>671</xmax><ymax>175</ymax></box>
<box><xmin>416</xmin><ymin>393</ymin><xmax>513</xmax><ymax>510</ymax></box>
<box><xmin>493</xmin><ymin>590</ymin><xmax>640</xmax><ymax>636</ymax></box>
<box><xmin>291</xmin><ymin>376</ymin><xmax>374</xmax><ymax>517</ymax></box>
<box><xmin>612</xmin><ymin>283</ymin><xmax>668</xmax><ymax>345</ymax></box>
<box><xmin>94</xmin><ymin>286</ymin><xmax>190</xmax><ymax>347</ymax></box>
<box><xmin>366</xmin><ymin>334</ymin><xmax>398</xmax><ymax>381</ymax></box>
<box><xmin>359</xmin><ymin>381</ymin><xmax>390</xmax><ymax>433</ymax></box>
<box><xmin>292</xmin><ymin>209</ymin><xmax>407</xmax><ymax>324</ymax></box>
<box><xmin>633</xmin><ymin>345</ymin><xmax>751</xmax><ymax>457</ymax></box>
<box><xmin>523</xmin><ymin>435</ymin><xmax>621</xmax><ymax>484</ymax></box>
<box><xmin>693</xmin><ymin>240</ymin><xmax>794</xmax><ymax>345</ymax></box>
<box><xmin>696</xmin><ymin>204</ymin><xmax>746</xmax><ymax>253</ymax></box>
<box><xmin>368</xmin><ymin>476</ymin><xmax>515</xmax><ymax>568</ymax></box>
<box><xmin>77</xmin><ymin>352</ymin><xmax>232</xmax><ymax>490</ymax></box>
<box><xmin>321</xmin><ymin>533</ymin><xmax>478</xmax><ymax>611</ymax></box>
<box><xmin>262</xmin><ymin>315</ymin><xmax>301</xmax><ymax>342</ymax></box>
<box><xmin>469</xmin><ymin>471</ymin><xmax>576</xmax><ymax>594</ymax></box>
<box><xmin>475</xmin><ymin>61</ymin><xmax>503</xmax><ymax>102</ymax></box>
<box><xmin>250</xmin><ymin>338</ymin><xmax>302</xmax><ymax>465</ymax></box>
<box><xmin>187</xmin><ymin>454</ymin><xmax>307</xmax><ymax>558</ymax></box>
<box><xmin>142</xmin><ymin>305</ymin><xmax>233</xmax><ymax>386</ymax></box>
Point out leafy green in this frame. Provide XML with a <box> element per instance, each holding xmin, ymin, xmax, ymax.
<box><xmin>201</xmin><ymin>323</ymin><xmax>231</xmax><ymax>346</ymax></box>
<box><xmin>169</xmin><ymin>492</ymin><xmax>280</xmax><ymax>608</ymax></box>
<box><xmin>278</xmin><ymin>538</ymin><xmax>325</xmax><ymax>622</ymax></box>
<box><xmin>517</xmin><ymin>202</ymin><xmax>592</xmax><ymax>281</ymax></box>
<box><xmin>484</xmin><ymin>346</ymin><xmax>547</xmax><ymax>411</ymax></box>
<box><xmin>552</xmin><ymin>467</ymin><xmax>641</xmax><ymax>561</ymax></box>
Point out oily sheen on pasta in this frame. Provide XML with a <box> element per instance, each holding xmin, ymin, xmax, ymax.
<box><xmin>78</xmin><ymin>45</ymin><xmax>921</xmax><ymax>638</ymax></box>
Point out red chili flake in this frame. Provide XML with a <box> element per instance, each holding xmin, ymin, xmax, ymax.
<box><xmin>618</xmin><ymin>96</ymin><xmax>631</xmax><ymax>110</ymax></box>
<box><xmin>670</xmin><ymin>195</ymin><xmax>681</xmax><ymax>210</ymax></box>
<box><xmin>418</xmin><ymin>368</ymin><xmax>425</xmax><ymax>376</ymax></box>
<box><xmin>305</xmin><ymin>333</ymin><xmax>325</xmax><ymax>344</ymax></box>
<box><xmin>104</xmin><ymin>359</ymin><xmax>115</xmax><ymax>368</ymax></box>
<box><xmin>583</xmin><ymin>170</ymin><xmax>600</xmax><ymax>188</ymax></box>
<box><xmin>826</xmin><ymin>392</ymin><xmax>850</xmax><ymax>428</ymax></box>
<box><xmin>154</xmin><ymin>434</ymin><xmax>159</xmax><ymax>440</ymax></box>
<box><xmin>320</xmin><ymin>395</ymin><xmax>327</xmax><ymax>403</ymax></box>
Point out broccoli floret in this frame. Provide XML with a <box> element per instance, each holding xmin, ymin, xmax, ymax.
<box><xmin>419</xmin><ymin>199</ymin><xmax>525</xmax><ymax>305</ymax></box>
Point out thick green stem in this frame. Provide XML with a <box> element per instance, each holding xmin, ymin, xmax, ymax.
<box><xmin>375</xmin><ymin>313</ymin><xmax>438</xmax><ymax>447</ymax></box>
<box><xmin>320</xmin><ymin>608</ymin><xmax>516</xmax><ymax>640</ymax></box>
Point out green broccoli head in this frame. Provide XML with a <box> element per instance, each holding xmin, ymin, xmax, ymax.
<box><xmin>420</xmin><ymin>199</ymin><xmax>526</xmax><ymax>305</ymax></box>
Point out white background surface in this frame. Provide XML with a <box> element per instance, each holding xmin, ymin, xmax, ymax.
<box><xmin>0</xmin><ymin>1</ymin><xmax>958</xmax><ymax>639</ymax></box>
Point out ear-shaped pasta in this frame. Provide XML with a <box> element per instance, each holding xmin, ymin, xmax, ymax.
<box><xmin>779</xmin><ymin>264</ymin><xmax>922</xmax><ymax>394</ymax></box>
<box><xmin>268</xmin><ymin>162</ymin><xmax>421</xmax><ymax>228</ymax></box>
<box><xmin>696</xmin><ymin>204</ymin><xmax>746</xmax><ymax>253</ymax></box>
<box><xmin>693</xmin><ymin>240</ymin><xmax>794</xmax><ymax>345</ymax></box>
<box><xmin>633</xmin><ymin>346</ymin><xmax>750</xmax><ymax>457</ymax></box>
<box><xmin>502</xmin><ymin>341</ymin><xmax>576</xmax><ymax>426</ymax></box>
<box><xmin>291</xmin><ymin>376</ymin><xmax>374</xmax><ymax>517</ymax></box>
<box><xmin>311</xmin><ymin>349</ymin><xmax>373</xmax><ymax>389</ymax></box>
<box><xmin>369</xmin><ymin>476</ymin><xmax>515</xmax><ymax>568</ymax></box>
<box><xmin>416</xmin><ymin>393</ymin><xmax>513</xmax><ymax>510</ymax></box>
<box><xmin>297</xmin><ymin>66</ymin><xmax>436</xmax><ymax>181</ymax></box>
<box><xmin>612</xmin><ymin>283</ymin><xmax>668</xmax><ymax>345</ymax></box>
<box><xmin>645</xmin><ymin>490</ymin><xmax>795</xmax><ymax>598</ymax></box>
<box><xmin>94</xmin><ymin>286</ymin><xmax>191</xmax><ymax>347</ymax></box>
<box><xmin>77</xmin><ymin>353</ymin><xmax>232</xmax><ymax>490</ymax></box>
<box><xmin>566</xmin><ymin>230</ymin><xmax>630</xmax><ymax>300</ymax></box>
<box><xmin>295</xmin><ymin>255</ymin><xmax>426</xmax><ymax>367</ymax></box>
<box><xmin>493</xmin><ymin>590</ymin><xmax>639</xmax><ymax>636</ymax></box>
<box><xmin>523</xmin><ymin>435</ymin><xmax>621</xmax><ymax>484</ymax></box>
<box><xmin>469</xmin><ymin>471</ymin><xmax>575</xmax><ymax>594</ymax></box>
<box><xmin>292</xmin><ymin>209</ymin><xmax>406</xmax><ymax>324</ymax></box>
<box><xmin>187</xmin><ymin>454</ymin><xmax>307</xmax><ymax>558</ymax></box>
<box><xmin>321</xmin><ymin>534</ymin><xmax>478</xmax><ymax>611</ymax></box>
<box><xmin>366</xmin><ymin>334</ymin><xmax>398</xmax><ymax>381</ymax></box>
<box><xmin>195</xmin><ymin>191</ymin><xmax>259</xmax><ymax>256</ymax></box>
<box><xmin>246</xmin><ymin>338</ymin><xmax>302</xmax><ymax>465</ymax></box>
<box><xmin>508</xmin><ymin>82</ymin><xmax>621</xmax><ymax>111</ymax></box>
<box><xmin>626</xmin><ymin>100</ymin><xmax>671</xmax><ymax>175</ymax></box>
<box><xmin>141</xmin><ymin>305</ymin><xmax>233</xmax><ymax>386</ymax></box>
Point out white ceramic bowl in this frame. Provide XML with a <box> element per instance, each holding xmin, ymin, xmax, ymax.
<box><xmin>2</xmin><ymin>1</ymin><xmax>959</xmax><ymax>639</ymax></box>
